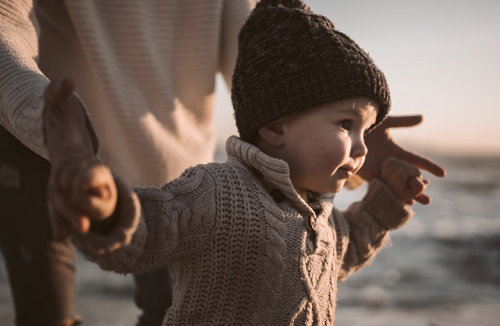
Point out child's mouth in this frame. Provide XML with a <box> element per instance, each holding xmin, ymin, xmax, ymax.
<box><xmin>340</xmin><ymin>168</ymin><xmax>354</xmax><ymax>178</ymax></box>
<box><xmin>339</xmin><ymin>162</ymin><xmax>358</xmax><ymax>178</ymax></box>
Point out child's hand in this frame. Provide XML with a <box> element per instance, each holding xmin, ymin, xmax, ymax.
<box><xmin>44</xmin><ymin>79</ymin><xmax>117</xmax><ymax>240</ymax></box>
<box><xmin>47</xmin><ymin>159</ymin><xmax>117</xmax><ymax>240</ymax></box>
<box><xmin>380</xmin><ymin>157</ymin><xmax>430</xmax><ymax>205</ymax></box>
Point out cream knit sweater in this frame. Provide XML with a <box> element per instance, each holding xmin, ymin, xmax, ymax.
<box><xmin>0</xmin><ymin>0</ymin><xmax>255</xmax><ymax>186</ymax></box>
<box><xmin>73</xmin><ymin>136</ymin><xmax>413</xmax><ymax>326</ymax></box>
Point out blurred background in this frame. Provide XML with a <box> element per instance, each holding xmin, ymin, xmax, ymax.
<box><xmin>214</xmin><ymin>0</ymin><xmax>500</xmax><ymax>156</ymax></box>
<box><xmin>1</xmin><ymin>0</ymin><xmax>499</xmax><ymax>325</ymax></box>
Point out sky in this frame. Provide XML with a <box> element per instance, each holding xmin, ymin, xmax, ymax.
<box><xmin>214</xmin><ymin>0</ymin><xmax>500</xmax><ymax>156</ymax></box>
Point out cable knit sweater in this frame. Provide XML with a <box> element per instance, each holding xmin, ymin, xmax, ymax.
<box><xmin>0</xmin><ymin>0</ymin><xmax>255</xmax><ymax>186</ymax></box>
<box><xmin>73</xmin><ymin>136</ymin><xmax>413</xmax><ymax>326</ymax></box>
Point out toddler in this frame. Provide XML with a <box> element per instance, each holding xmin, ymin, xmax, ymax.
<box><xmin>45</xmin><ymin>1</ymin><xmax>429</xmax><ymax>325</ymax></box>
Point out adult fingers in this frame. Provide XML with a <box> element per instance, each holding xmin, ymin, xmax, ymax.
<box><xmin>43</xmin><ymin>79</ymin><xmax>75</xmax><ymax>107</ymax></box>
<box><xmin>48</xmin><ymin>204</ymin><xmax>71</xmax><ymax>241</ymax></box>
<box><xmin>48</xmin><ymin>186</ymin><xmax>90</xmax><ymax>235</ymax></box>
<box><xmin>382</xmin><ymin>115</ymin><xmax>423</xmax><ymax>129</ymax></box>
<box><xmin>54</xmin><ymin>159</ymin><xmax>98</xmax><ymax>194</ymax></box>
<box><xmin>50</xmin><ymin>160</ymin><xmax>85</xmax><ymax>195</ymax></box>
<box><xmin>399</xmin><ymin>150</ymin><xmax>446</xmax><ymax>177</ymax></box>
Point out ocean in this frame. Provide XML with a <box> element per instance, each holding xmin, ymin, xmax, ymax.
<box><xmin>333</xmin><ymin>154</ymin><xmax>500</xmax><ymax>325</ymax></box>
<box><xmin>1</xmin><ymin>154</ymin><xmax>499</xmax><ymax>326</ymax></box>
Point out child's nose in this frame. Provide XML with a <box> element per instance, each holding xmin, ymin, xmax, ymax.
<box><xmin>352</xmin><ymin>138</ymin><xmax>368</xmax><ymax>158</ymax></box>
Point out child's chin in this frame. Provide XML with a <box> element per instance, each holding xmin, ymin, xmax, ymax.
<box><xmin>309</xmin><ymin>180</ymin><xmax>345</xmax><ymax>195</ymax></box>
<box><xmin>327</xmin><ymin>182</ymin><xmax>345</xmax><ymax>194</ymax></box>
<box><xmin>335</xmin><ymin>180</ymin><xmax>348</xmax><ymax>193</ymax></box>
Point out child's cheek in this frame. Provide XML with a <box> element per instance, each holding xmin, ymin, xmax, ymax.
<box><xmin>357</xmin><ymin>156</ymin><xmax>366</xmax><ymax>171</ymax></box>
<box><xmin>322</xmin><ymin>150</ymin><xmax>345</xmax><ymax>175</ymax></box>
<box><xmin>326</xmin><ymin>142</ymin><xmax>349</xmax><ymax>170</ymax></box>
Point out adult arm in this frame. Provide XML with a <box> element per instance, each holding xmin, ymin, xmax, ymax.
<box><xmin>0</xmin><ymin>0</ymin><xmax>51</xmax><ymax>157</ymax></box>
<box><xmin>218</xmin><ymin>0</ymin><xmax>257</xmax><ymax>88</ymax></box>
<box><xmin>43</xmin><ymin>79</ymin><xmax>215</xmax><ymax>275</ymax></box>
<box><xmin>0</xmin><ymin>1</ymin><xmax>98</xmax><ymax>159</ymax></box>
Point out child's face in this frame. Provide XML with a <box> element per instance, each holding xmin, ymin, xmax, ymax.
<box><xmin>280</xmin><ymin>97</ymin><xmax>379</xmax><ymax>200</ymax></box>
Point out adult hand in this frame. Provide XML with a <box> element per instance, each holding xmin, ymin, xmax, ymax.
<box><xmin>357</xmin><ymin>115</ymin><xmax>446</xmax><ymax>181</ymax></box>
<box><xmin>43</xmin><ymin>79</ymin><xmax>94</xmax><ymax>164</ymax></box>
<box><xmin>44</xmin><ymin>79</ymin><xmax>117</xmax><ymax>240</ymax></box>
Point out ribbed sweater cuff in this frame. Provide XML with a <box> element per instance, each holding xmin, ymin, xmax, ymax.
<box><xmin>72</xmin><ymin>176</ymin><xmax>141</xmax><ymax>256</ymax></box>
<box><xmin>363</xmin><ymin>179</ymin><xmax>413</xmax><ymax>230</ymax></box>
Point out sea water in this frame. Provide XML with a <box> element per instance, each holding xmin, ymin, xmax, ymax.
<box><xmin>1</xmin><ymin>154</ymin><xmax>499</xmax><ymax>325</ymax></box>
<box><xmin>334</xmin><ymin>155</ymin><xmax>500</xmax><ymax>325</ymax></box>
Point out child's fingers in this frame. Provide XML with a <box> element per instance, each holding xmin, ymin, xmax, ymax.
<box><xmin>78</xmin><ymin>164</ymin><xmax>114</xmax><ymax>197</ymax></box>
<box><xmin>414</xmin><ymin>193</ymin><xmax>431</xmax><ymax>205</ymax></box>
<box><xmin>48</xmin><ymin>185</ymin><xmax>90</xmax><ymax>235</ymax></box>
<box><xmin>79</xmin><ymin>216</ymin><xmax>91</xmax><ymax>234</ymax></box>
<box><xmin>70</xmin><ymin>165</ymin><xmax>117</xmax><ymax>220</ymax></box>
<box><xmin>51</xmin><ymin>161</ymin><xmax>117</xmax><ymax>222</ymax></box>
<box><xmin>381</xmin><ymin>157</ymin><xmax>433</xmax><ymax>205</ymax></box>
<box><xmin>408</xmin><ymin>175</ymin><xmax>425</xmax><ymax>193</ymax></box>
<box><xmin>405</xmin><ymin>198</ymin><xmax>415</xmax><ymax>205</ymax></box>
<box><xmin>70</xmin><ymin>186</ymin><xmax>116</xmax><ymax>221</ymax></box>
<box><xmin>409</xmin><ymin>176</ymin><xmax>429</xmax><ymax>195</ymax></box>
<box><xmin>381</xmin><ymin>156</ymin><xmax>398</xmax><ymax>170</ymax></box>
<box><xmin>408</xmin><ymin>176</ymin><xmax>430</xmax><ymax>205</ymax></box>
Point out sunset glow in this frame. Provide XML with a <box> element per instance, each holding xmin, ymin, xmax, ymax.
<box><xmin>215</xmin><ymin>0</ymin><xmax>500</xmax><ymax>156</ymax></box>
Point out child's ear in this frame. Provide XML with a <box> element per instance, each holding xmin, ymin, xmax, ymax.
<box><xmin>258</xmin><ymin>120</ymin><xmax>285</xmax><ymax>147</ymax></box>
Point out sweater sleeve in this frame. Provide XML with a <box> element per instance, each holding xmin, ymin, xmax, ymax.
<box><xmin>336</xmin><ymin>179</ymin><xmax>413</xmax><ymax>281</ymax></box>
<box><xmin>0</xmin><ymin>0</ymin><xmax>49</xmax><ymax>157</ymax></box>
<box><xmin>72</xmin><ymin>166</ymin><xmax>218</xmax><ymax>275</ymax></box>
<box><xmin>218</xmin><ymin>0</ymin><xmax>256</xmax><ymax>88</ymax></box>
<box><xmin>0</xmin><ymin>0</ymin><xmax>99</xmax><ymax>158</ymax></box>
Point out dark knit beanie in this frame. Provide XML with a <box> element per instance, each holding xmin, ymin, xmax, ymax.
<box><xmin>232</xmin><ymin>0</ymin><xmax>391</xmax><ymax>142</ymax></box>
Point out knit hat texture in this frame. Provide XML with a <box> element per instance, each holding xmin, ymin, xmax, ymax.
<box><xmin>232</xmin><ymin>0</ymin><xmax>391</xmax><ymax>142</ymax></box>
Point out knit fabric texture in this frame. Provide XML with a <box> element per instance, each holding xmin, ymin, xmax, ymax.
<box><xmin>72</xmin><ymin>136</ymin><xmax>413</xmax><ymax>326</ymax></box>
<box><xmin>232</xmin><ymin>0</ymin><xmax>391</xmax><ymax>142</ymax></box>
<box><xmin>0</xmin><ymin>0</ymin><xmax>256</xmax><ymax>186</ymax></box>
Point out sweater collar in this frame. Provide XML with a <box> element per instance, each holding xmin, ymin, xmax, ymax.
<box><xmin>225</xmin><ymin>136</ymin><xmax>334</xmax><ymax>216</ymax></box>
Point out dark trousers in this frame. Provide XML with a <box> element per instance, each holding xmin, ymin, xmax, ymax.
<box><xmin>0</xmin><ymin>126</ymin><xmax>172</xmax><ymax>325</ymax></box>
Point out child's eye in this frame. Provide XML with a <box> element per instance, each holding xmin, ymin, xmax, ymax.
<box><xmin>338</xmin><ymin>120</ymin><xmax>351</xmax><ymax>131</ymax></box>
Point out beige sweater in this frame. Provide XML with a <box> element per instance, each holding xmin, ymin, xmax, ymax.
<box><xmin>73</xmin><ymin>136</ymin><xmax>413</xmax><ymax>326</ymax></box>
<box><xmin>0</xmin><ymin>0</ymin><xmax>255</xmax><ymax>186</ymax></box>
